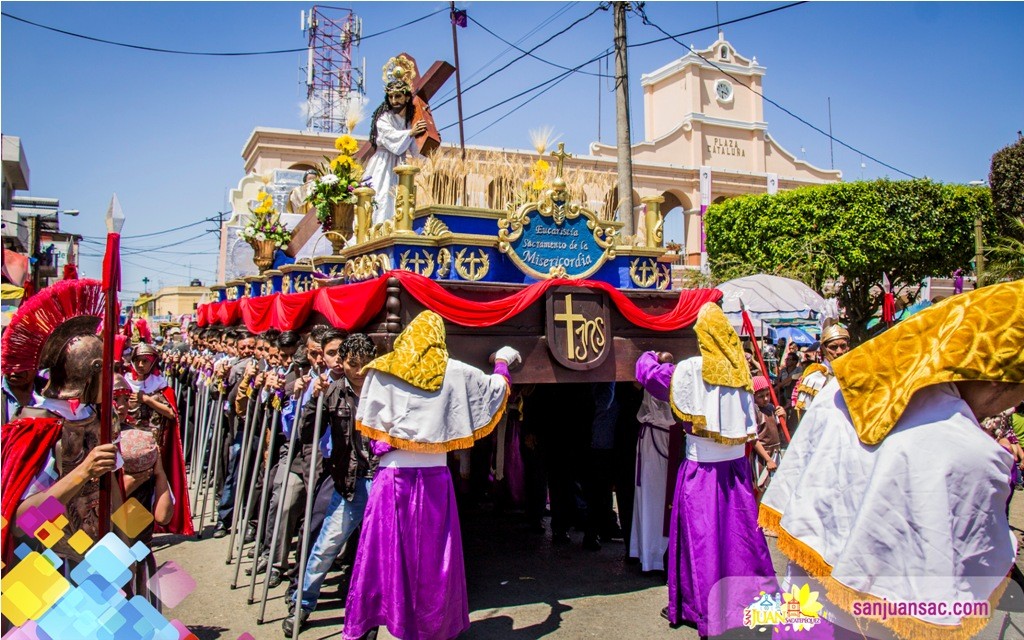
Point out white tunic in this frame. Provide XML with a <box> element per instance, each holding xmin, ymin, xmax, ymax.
<box><xmin>763</xmin><ymin>380</ymin><xmax>1016</xmax><ymax>630</ymax></box>
<box><xmin>365</xmin><ymin>110</ymin><xmax>422</xmax><ymax>225</ymax></box>
<box><xmin>629</xmin><ymin>391</ymin><xmax>674</xmax><ymax>571</ymax></box>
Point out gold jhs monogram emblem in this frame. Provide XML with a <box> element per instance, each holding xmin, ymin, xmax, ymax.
<box><xmin>554</xmin><ymin>294</ymin><xmax>606</xmax><ymax>362</ymax></box>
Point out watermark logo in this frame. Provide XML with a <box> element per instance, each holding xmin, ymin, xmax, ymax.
<box><xmin>743</xmin><ymin>584</ymin><xmax>823</xmax><ymax>631</ymax></box>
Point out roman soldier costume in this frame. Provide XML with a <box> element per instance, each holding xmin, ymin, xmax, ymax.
<box><xmin>0</xmin><ymin>278</ymin><xmax>118</xmax><ymax>565</ymax></box>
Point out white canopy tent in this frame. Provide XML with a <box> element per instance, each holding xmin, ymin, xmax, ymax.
<box><xmin>716</xmin><ymin>274</ymin><xmax>829</xmax><ymax>338</ymax></box>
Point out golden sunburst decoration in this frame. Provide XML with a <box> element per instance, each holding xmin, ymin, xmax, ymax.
<box><xmin>529</xmin><ymin>126</ymin><xmax>559</xmax><ymax>155</ymax></box>
<box><xmin>345</xmin><ymin>94</ymin><xmax>366</xmax><ymax>133</ymax></box>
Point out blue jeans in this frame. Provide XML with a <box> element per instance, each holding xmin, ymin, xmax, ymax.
<box><xmin>295</xmin><ymin>478</ymin><xmax>371</xmax><ymax>611</ymax></box>
<box><xmin>217</xmin><ymin>429</ymin><xmax>243</xmax><ymax>525</ymax></box>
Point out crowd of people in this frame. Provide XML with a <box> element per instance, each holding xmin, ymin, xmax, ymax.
<box><xmin>2</xmin><ymin>274</ymin><xmax>1022</xmax><ymax>640</ymax></box>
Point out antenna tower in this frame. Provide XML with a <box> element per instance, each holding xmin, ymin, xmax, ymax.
<box><xmin>302</xmin><ymin>5</ymin><xmax>365</xmax><ymax>134</ymax></box>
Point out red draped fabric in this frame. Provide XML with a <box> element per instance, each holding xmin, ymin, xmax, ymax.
<box><xmin>312</xmin><ymin>277</ymin><xmax>390</xmax><ymax>329</ymax></box>
<box><xmin>273</xmin><ymin>289</ymin><xmax>318</xmax><ymax>331</ymax></box>
<box><xmin>216</xmin><ymin>299</ymin><xmax>240</xmax><ymax>326</ymax></box>
<box><xmin>1</xmin><ymin>417</ymin><xmax>63</xmax><ymax>564</ymax></box>
<box><xmin>153</xmin><ymin>386</ymin><xmax>194</xmax><ymax>536</ymax></box>
<box><xmin>196</xmin><ymin>271</ymin><xmax>721</xmax><ymax>333</ymax></box>
<box><xmin>239</xmin><ymin>294</ymin><xmax>274</xmax><ymax>331</ymax></box>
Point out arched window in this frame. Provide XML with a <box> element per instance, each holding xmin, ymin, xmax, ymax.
<box><xmin>720</xmin><ymin>45</ymin><xmax>729</xmax><ymax>60</ymax></box>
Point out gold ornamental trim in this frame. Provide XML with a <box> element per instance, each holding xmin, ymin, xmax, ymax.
<box><xmin>344</xmin><ymin>253</ymin><xmax>392</xmax><ymax>282</ymax></box>
<box><xmin>421</xmin><ymin>215</ymin><xmax>452</xmax><ymax>238</ymax></box>
<box><xmin>436</xmin><ymin>248</ymin><xmax>452</xmax><ymax>277</ymax></box>
<box><xmin>454</xmin><ymin>248</ymin><xmax>490</xmax><ymax>281</ymax></box>
<box><xmin>629</xmin><ymin>258</ymin><xmax>658</xmax><ymax>288</ymax></box>
<box><xmin>497</xmin><ymin>191</ymin><xmax>619</xmax><ymax>281</ymax></box>
<box><xmin>399</xmin><ymin>249</ymin><xmax>435</xmax><ymax>277</ymax></box>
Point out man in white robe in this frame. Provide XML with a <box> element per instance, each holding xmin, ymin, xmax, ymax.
<box><xmin>365</xmin><ymin>83</ymin><xmax>426</xmax><ymax>225</ymax></box>
<box><xmin>762</xmin><ymin>280</ymin><xmax>1024</xmax><ymax>640</ymax></box>
<box><xmin>628</xmin><ymin>384</ymin><xmax>673</xmax><ymax>572</ymax></box>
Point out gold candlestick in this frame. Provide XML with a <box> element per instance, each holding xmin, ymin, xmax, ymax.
<box><xmin>354</xmin><ymin>186</ymin><xmax>375</xmax><ymax>244</ymax></box>
<box><xmin>641</xmin><ymin>195</ymin><xmax>665</xmax><ymax>248</ymax></box>
<box><xmin>394</xmin><ymin>165</ymin><xmax>420</xmax><ymax>234</ymax></box>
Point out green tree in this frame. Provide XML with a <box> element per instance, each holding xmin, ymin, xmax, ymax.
<box><xmin>985</xmin><ymin>137</ymin><xmax>1024</xmax><ymax>283</ymax></box>
<box><xmin>989</xmin><ymin>137</ymin><xmax>1024</xmax><ymax>224</ymax></box>
<box><xmin>706</xmin><ymin>179</ymin><xmax>992</xmax><ymax>341</ymax></box>
<box><xmin>983</xmin><ymin>215</ymin><xmax>1024</xmax><ymax>283</ymax></box>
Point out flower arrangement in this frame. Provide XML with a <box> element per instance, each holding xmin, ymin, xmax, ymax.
<box><xmin>306</xmin><ymin>134</ymin><xmax>368</xmax><ymax>230</ymax></box>
<box><xmin>525</xmin><ymin>158</ymin><xmax>551</xmax><ymax>193</ymax></box>
<box><xmin>239</xmin><ymin>191</ymin><xmax>291</xmax><ymax>251</ymax></box>
<box><xmin>525</xmin><ymin>126</ymin><xmax>558</xmax><ymax>195</ymax></box>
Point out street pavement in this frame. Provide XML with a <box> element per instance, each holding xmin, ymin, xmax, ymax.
<box><xmin>156</xmin><ymin>488</ymin><xmax>1024</xmax><ymax>640</ymax></box>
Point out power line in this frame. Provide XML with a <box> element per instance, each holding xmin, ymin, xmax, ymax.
<box><xmin>467</xmin><ymin>48</ymin><xmax>611</xmax><ymax>142</ymax></box>
<box><xmin>438</xmin><ymin>48</ymin><xmax>610</xmax><ymax>132</ymax></box>
<box><xmin>80</xmin><ymin>250</ymin><xmax>218</xmax><ymax>276</ymax></box>
<box><xmin>439</xmin><ymin>2</ymin><xmax>810</xmax><ymax>138</ymax></box>
<box><xmin>80</xmin><ymin>214</ymin><xmax>220</xmax><ymax>241</ymax></box>
<box><xmin>0</xmin><ymin>7</ymin><xmax>447</xmax><ymax>56</ymax></box>
<box><xmin>435</xmin><ymin>2</ymin><xmax>580</xmax><ymax>103</ymax></box>
<box><xmin>633</xmin><ymin>4</ymin><xmax>916</xmax><ymax>179</ymax></box>
<box><xmin>433</xmin><ymin>3</ymin><xmax>610</xmax><ymax>111</ymax></box>
<box><xmin>467</xmin><ymin>15</ymin><xmax>613</xmax><ymax>78</ymax></box>
<box><xmin>628</xmin><ymin>2</ymin><xmax>808</xmax><ymax>48</ymax></box>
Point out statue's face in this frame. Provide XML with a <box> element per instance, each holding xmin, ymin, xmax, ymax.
<box><xmin>387</xmin><ymin>90</ymin><xmax>410</xmax><ymax>112</ymax></box>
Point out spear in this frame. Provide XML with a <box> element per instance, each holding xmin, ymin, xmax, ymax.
<box><xmin>739</xmin><ymin>300</ymin><xmax>791</xmax><ymax>443</ymax></box>
<box><xmin>99</xmin><ymin>194</ymin><xmax>124</xmax><ymax>537</ymax></box>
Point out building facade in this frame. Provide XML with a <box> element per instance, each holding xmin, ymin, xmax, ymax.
<box><xmin>133</xmin><ymin>285</ymin><xmax>210</xmax><ymax>320</ymax></box>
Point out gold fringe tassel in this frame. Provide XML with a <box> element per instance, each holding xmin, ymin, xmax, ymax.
<box><xmin>355</xmin><ymin>383</ymin><xmax>510</xmax><ymax>454</ymax></box>
<box><xmin>759</xmin><ymin>505</ymin><xmax>1011</xmax><ymax>640</ymax></box>
<box><xmin>669</xmin><ymin>402</ymin><xmax>752</xmax><ymax>446</ymax></box>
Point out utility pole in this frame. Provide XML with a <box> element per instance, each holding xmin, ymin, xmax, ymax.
<box><xmin>613</xmin><ymin>2</ymin><xmax>635</xmax><ymax>237</ymax></box>
<box><xmin>450</xmin><ymin>2</ymin><xmax>467</xmax><ymax>160</ymax></box>
<box><xmin>974</xmin><ymin>212</ymin><xmax>985</xmax><ymax>286</ymax></box>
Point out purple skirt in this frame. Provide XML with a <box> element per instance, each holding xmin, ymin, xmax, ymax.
<box><xmin>667</xmin><ymin>454</ymin><xmax>777</xmax><ymax>636</ymax></box>
<box><xmin>343</xmin><ymin>465</ymin><xmax>470</xmax><ymax>640</ymax></box>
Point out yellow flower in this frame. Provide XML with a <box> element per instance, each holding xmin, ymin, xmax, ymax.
<box><xmin>335</xmin><ymin>135</ymin><xmax>359</xmax><ymax>155</ymax></box>
<box><xmin>330</xmin><ymin>155</ymin><xmax>354</xmax><ymax>171</ymax></box>
<box><xmin>535</xmin><ymin>159</ymin><xmax>550</xmax><ymax>172</ymax></box>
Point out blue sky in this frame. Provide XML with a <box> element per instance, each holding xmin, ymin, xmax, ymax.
<box><xmin>3</xmin><ymin>1</ymin><xmax>1022</xmax><ymax>300</ymax></box>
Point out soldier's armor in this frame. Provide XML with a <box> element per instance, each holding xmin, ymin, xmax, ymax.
<box><xmin>17</xmin><ymin>406</ymin><xmax>120</xmax><ymax>562</ymax></box>
<box><xmin>127</xmin><ymin>388</ymin><xmax>171</xmax><ymax>445</ymax></box>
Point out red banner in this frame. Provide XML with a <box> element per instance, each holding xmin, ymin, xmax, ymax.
<box><xmin>197</xmin><ymin>271</ymin><xmax>721</xmax><ymax>333</ymax></box>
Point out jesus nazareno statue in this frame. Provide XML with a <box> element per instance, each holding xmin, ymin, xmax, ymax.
<box><xmin>364</xmin><ymin>55</ymin><xmax>428</xmax><ymax>226</ymax></box>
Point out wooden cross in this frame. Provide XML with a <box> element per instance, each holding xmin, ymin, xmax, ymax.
<box><xmin>550</xmin><ymin>143</ymin><xmax>572</xmax><ymax>180</ymax></box>
<box><xmin>356</xmin><ymin>53</ymin><xmax>455</xmax><ymax>161</ymax></box>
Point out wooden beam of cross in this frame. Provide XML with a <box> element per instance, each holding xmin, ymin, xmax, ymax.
<box><xmin>287</xmin><ymin>54</ymin><xmax>454</xmax><ymax>258</ymax></box>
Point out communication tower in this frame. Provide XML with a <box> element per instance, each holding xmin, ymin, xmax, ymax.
<box><xmin>301</xmin><ymin>6</ymin><xmax>366</xmax><ymax>134</ymax></box>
